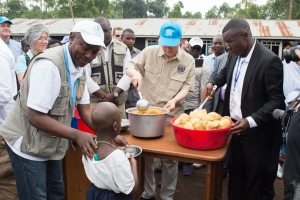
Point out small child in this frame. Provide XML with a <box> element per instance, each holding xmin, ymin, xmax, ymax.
<box><xmin>82</xmin><ymin>102</ymin><xmax>138</xmax><ymax>200</ymax></box>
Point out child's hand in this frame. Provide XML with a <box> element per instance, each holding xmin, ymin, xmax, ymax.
<box><xmin>114</xmin><ymin>135</ymin><xmax>128</xmax><ymax>146</ymax></box>
<box><xmin>129</xmin><ymin>155</ymin><xmax>137</xmax><ymax>167</ymax></box>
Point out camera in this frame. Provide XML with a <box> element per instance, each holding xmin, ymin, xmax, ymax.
<box><xmin>282</xmin><ymin>45</ymin><xmax>300</xmax><ymax>63</ymax></box>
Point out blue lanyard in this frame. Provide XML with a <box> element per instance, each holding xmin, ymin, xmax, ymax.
<box><xmin>63</xmin><ymin>45</ymin><xmax>78</xmax><ymax>108</ymax></box>
<box><xmin>233</xmin><ymin>57</ymin><xmax>245</xmax><ymax>90</ymax></box>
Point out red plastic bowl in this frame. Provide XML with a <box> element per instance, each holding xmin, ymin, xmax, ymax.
<box><xmin>170</xmin><ymin>118</ymin><xmax>230</xmax><ymax>150</ymax></box>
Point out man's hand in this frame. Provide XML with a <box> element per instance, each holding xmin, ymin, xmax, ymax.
<box><xmin>230</xmin><ymin>118</ymin><xmax>250</xmax><ymax>135</ymax></box>
<box><xmin>73</xmin><ymin>130</ymin><xmax>97</xmax><ymax>159</ymax></box>
<box><xmin>164</xmin><ymin>98</ymin><xmax>177</xmax><ymax>112</ymax></box>
<box><xmin>204</xmin><ymin>83</ymin><xmax>214</xmax><ymax>99</ymax></box>
<box><xmin>101</xmin><ymin>93</ymin><xmax>117</xmax><ymax>105</ymax></box>
<box><xmin>113</xmin><ymin>135</ymin><xmax>128</xmax><ymax>146</ymax></box>
<box><xmin>127</xmin><ymin>68</ymin><xmax>142</xmax><ymax>88</ymax></box>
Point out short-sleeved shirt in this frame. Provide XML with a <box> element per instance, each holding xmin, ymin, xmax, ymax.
<box><xmin>82</xmin><ymin>149</ymin><xmax>134</xmax><ymax>195</ymax></box>
<box><xmin>15</xmin><ymin>50</ymin><xmax>34</xmax><ymax>73</ymax></box>
<box><xmin>7</xmin><ymin>39</ymin><xmax>22</xmax><ymax>61</ymax></box>
<box><xmin>127</xmin><ymin>45</ymin><xmax>195</xmax><ymax>112</ymax></box>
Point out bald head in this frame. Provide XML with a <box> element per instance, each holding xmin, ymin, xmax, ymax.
<box><xmin>92</xmin><ymin>102</ymin><xmax>121</xmax><ymax>133</ymax></box>
<box><xmin>222</xmin><ymin>18</ymin><xmax>252</xmax><ymax>36</ymax></box>
<box><xmin>94</xmin><ymin>16</ymin><xmax>112</xmax><ymax>46</ymax></box>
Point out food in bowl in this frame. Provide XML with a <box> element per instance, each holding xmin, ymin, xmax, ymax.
<box><xmin>131</xmin><ymin>107</ymin><xmax>163</xmax><ymax>115</ymax></box>
<box><xmin>119</xmin><ymin>145</ymin><xmax>142</xmax><ymax>158</ymax></box>
<box><xmin>173</xmin><ymin>109</ymin><xmax>232</xmax><ymax>130</ymax></box>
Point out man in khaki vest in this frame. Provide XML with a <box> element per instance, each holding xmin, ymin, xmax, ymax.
<box><xmin>87</xmin><ymin>17</ymin><xmax>131</xmax><ymax>118</ymax></box>
<box><xmin>127</xmin><ymin>22</ymin><xmax>195</xmax><ymax>200</ymax></box>
<box><xmin>0</xmin><ymin>21</ymin><xmax>125</xmax><ymax>200</ymax></box>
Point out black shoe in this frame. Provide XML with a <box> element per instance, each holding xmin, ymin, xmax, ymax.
<box><xmin>140</xmin><ymin>197</ymin><xmax>155</xmax><ymax>200</ymax></box>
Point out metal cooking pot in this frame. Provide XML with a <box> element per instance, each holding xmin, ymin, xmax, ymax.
<box><xmin>126</xmin><ymin>107</ymin><xmax>168</xmax><ymax>138</ymax></box>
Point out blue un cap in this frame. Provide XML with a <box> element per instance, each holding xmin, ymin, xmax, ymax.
<box><xmin>0</xmin><ymin>16</ymin><xmax>12</xmax><ymax>24</ymax></box>
<box><xmin>158</xmin><ymin>22</ymin><xmax>182</xmax><ymax>47</ymax></box>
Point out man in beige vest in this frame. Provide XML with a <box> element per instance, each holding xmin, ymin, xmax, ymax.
<box><xmin>0</xmin><ymin>21</ymin><xmax>111</xmax><ymax>200</ymax></box>
<box><xmin>126</xmin><ymin>22</ymin><xmax>195</xmax><ymax>200</ymax></box>
<box><xmin>87</xmin><ymin>17</ymin><xmax>131</xmax><ymax>118</ymax></box>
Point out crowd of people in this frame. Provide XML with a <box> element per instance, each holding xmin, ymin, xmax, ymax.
<box><xmin>0</xmin><ymin>15</ymin><xmax>300</xmax><ymax>200</ymax></box>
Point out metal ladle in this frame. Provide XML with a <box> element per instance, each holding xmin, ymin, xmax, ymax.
<box><xmin>136</xmin><ymin>91</ymin><xmax>149</xmax><ymax>111</ymax></box>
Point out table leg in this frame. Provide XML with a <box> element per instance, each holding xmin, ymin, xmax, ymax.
<box><xmin>135</xmin><ymin>155</ymin><xmax>145</xmax><ymax>200</ymax></box>
<box><xmin>205</xmin><ymin>161</ymin><xmax>223</xmax><ymax>200</ymax></box>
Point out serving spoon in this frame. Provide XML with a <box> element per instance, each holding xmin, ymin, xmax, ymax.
<box><xmin>136</xmin><ymin>91</ymin><xmax>149</xmax><ymax>111</ymax></box>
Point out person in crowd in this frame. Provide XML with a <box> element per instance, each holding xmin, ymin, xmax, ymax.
<box><xmin>180</xmin><ymin>39</ymin><xmax>189</xmax><ymax>52</ymax></box>
<box><xmin>0</xmin><ymin>16</ymin><xmax>22</xmax><ymax>61</ymax></box>
<box><xmin>47</xmin><ymin>38</ymin><xmax>62</xmax><ymax>48</ymax></box>
<box><xmin>126</xmin><ymin>22</ymin><xmax>195</xmax><ymax>200</ymax></box>
<box><xmin>181</xmin><ymin>37</ymin><xmax>210</xmax><ymax>175</ymax></box>
<box><xmin>113</xmin><ymin>26</ymin><xmax>123</xmax><ymax>42</ymax></box>
<box><xmin>206</xmin><ymin>18</ymin><xmax>285</xmax><ymax>199</ymax></box>
<box><xmin>20</xmin><ymin>38</ymin><xmax>30</xmax><ymax>54</ymax></box>
<box><xmin>283</xmin><ymin>47</ymin><xmax>300</xmax><ymax>200</ymax></box>
<box><xmin>207</xmin><ymin>46</ymin><xmax>214</xmax><ymax>55</ymax></box>
<box><xmin>204</xmin><ymin>35</ymin><xmax>226</xmax><ymax>73</ymax></box>
<box><xmin>121</xmin><ymin>28</ymin><xmax>141</xmax><ymax>110</ymax></box>
<box><xmin>0</xmin><ymin>37</ymin><xmax>18</xmax><ymax>200</ymax></box>
<box><xmin>61</xmin><ymin>35</ymin><xmax>69</xmax><ymax>44</ymax></box>
<box><xmin>15</xmin><ymin>24</ymin><xmax>49</xmax><ymax>85</ymax></box>
<box><xmin>277</xmin><ymin>45</ymin><xmax>300</xmax><ymax>179</ymax></box>
<box><xmin>204</xmin><ymin>35</ymin><xmax>227</xmax><ymax>114</ymax></box>
<box><xmin>83</xmin><ymin>102</ymin><xmax>138</xmax><ymax>200</ymax></box>
<box><xmin>0</xmin><ymin>20</ymin><xmax>126</xmax><ymax>200</ymax></box>
<box><xmin>121</xmin><ymin>28</ymin><xmax>140</xmax><ymax>58</ymax></box>
<box><xmin>87</xmin><ymin>17</ymin><xmax>131</xmax><ymax>118</ymax></box>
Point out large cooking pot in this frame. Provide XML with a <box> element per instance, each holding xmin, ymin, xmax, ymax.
<box><xmin>126</xmin><ymin>107</ymin><xmax>169</xmax><ymax>138</ymax></box>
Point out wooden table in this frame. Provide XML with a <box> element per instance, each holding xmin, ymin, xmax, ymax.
<box><xmin>63</xmin><ymin>127</ymin><xmax>229</xmax><ymax>200</ymax></box>
<box><xmin>123</xmin><ymin>126</ymin><xmax>229</xmax><ymax>200</ymax></box>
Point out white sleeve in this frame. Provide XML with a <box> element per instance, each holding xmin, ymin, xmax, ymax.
<box><xmin>27</xmin><ymin>59</ymin><xmax>61</xmax><ymax>113</ymax></box>
<box><xmin>113</xmin><ymin>151</ymin><xmax>135</xmax><ymax>195</ymax></box>
<box><xmin>0</xmin><ymin>54</ymin><xmax>14</xmax><ymax>106</ymax></box>
<box><xmin>86</xmin><ymin>72</ymin><xmax>100</xmax><ymax>94</ymax></box>
<box><xmin>78</xmin><ymin>72</ymin><xmax>90</xmax><ymax>104</ymax></box>
<box><xmin>116</xmin><ymin>49</ymin><xmax>132</xmax><ymax>91</ymax></box>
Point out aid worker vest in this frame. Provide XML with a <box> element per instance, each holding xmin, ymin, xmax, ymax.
<box><xmin>0</xmin><ymin>46</ymin><xmax>86</xmax><ymax>160</ymax></box>
<box><xmin>90</xmin><ymin>40</ymin><xmax>128</xmax><ymax>104</ymax></box>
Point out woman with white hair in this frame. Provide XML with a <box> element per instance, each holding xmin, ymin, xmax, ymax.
<box><xmin>15</xmin><ymin>24</ymin><xmax>49</xmax><ymax>85</ymax></box>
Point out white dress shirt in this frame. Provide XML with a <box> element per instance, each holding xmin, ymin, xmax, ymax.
<box><xmin>0</xmin><ymin>38</ymin><xmax>17</xmax><ymax>124</ymax></box>
<box><xmin>229</xmin><ymin>40</ymin><xmax>257</xmax><ymax>128</ymax></box>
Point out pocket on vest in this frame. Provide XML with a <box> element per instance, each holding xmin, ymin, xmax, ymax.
<box><xmin>21</xmin><ymin>128</ymin><xmax>68</xmax><ymax>159</ymax></box>
<box><xmin>49</xmin><ymin>83</ymin><xmax>69</xmax><ymax>116</ymax></box>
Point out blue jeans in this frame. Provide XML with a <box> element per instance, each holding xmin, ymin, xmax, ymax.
<box><xmin>6</xmin><ymin>145</ymin><xmax>64</xmax><ymax>200</ymax></box>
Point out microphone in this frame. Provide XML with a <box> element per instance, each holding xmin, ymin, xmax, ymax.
<box><xmin>272</xmin><ymin>109</ymin><xmax>285</xmax><ymax>120</ymax></box>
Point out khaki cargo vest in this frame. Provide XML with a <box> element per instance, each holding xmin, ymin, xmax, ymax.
<box><xmin>0</xmin><ymin>46</ymin><xmax>86</xmax><ymax>160</ymax></box>
<box><xmin>90</xmin><ymin>40</ymin><xmax>128</xmax><ymax>104</ymax></box>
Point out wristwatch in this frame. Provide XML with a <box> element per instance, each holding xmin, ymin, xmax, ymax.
<box><xmin>113</xmin><ymin>92</ymin><xmax>119</xmax><ymax>98</ymax></box>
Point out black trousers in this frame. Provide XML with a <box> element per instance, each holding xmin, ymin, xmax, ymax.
<box><xmin>228</xmin><ymin>134</ymin><xmax>280</xmax><ymax>200</ymax></box>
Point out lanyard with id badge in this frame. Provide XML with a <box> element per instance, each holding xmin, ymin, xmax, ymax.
<box><xmin>63</xmin><ymin>45</ymin><xmax>79</xmax><ymax>128</ymax></box>
<box><xmin>229</xmin><ymin>57</ymin><xmax>245</xmax><ymax>120</ymax></box>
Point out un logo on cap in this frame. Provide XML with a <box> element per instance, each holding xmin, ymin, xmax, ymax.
<box><xmin>165</xmin><ymin>29</ymin><xmax>174</xmax><ymax>37</ymax></box>
<box><xmin>94</xmin><ymin>25</ymin><xmax>102</xmax><ymax>36</ymax></box>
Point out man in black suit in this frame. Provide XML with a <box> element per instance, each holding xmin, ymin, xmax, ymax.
<box><xmin>206</xmin><ymin>19</ymin><xmax>285</xmax><ymax>200</ymax></box>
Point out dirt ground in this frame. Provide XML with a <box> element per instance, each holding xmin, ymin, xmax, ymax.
<box><xmin>152</xmin><ymin>165</ymin><xmax>284</xmax><ymax>200</ymax></box>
